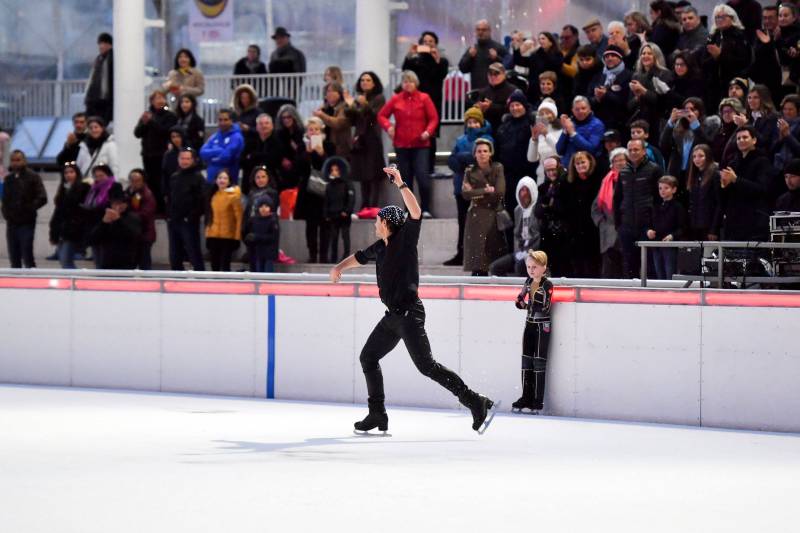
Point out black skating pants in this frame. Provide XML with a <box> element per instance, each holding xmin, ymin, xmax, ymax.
<box><xmin>521</xmin><ymin>320</ymin><xmax>551</xmax><ymax>407</ymax></box>
<box><xmin>359</xmin><ymin>300</ymin><xmax>470</xmax><ymax>407</ymax></box>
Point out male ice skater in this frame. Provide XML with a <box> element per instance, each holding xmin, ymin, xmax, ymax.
<box><xmin>330</xmin><ymin>166</ymin><xmax>495</xmax><ymax>434</ymax></box>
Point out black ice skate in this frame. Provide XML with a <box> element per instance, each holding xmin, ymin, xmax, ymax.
<box><xmin>353</xmin><ymin>406</ymin><xmax>390</xmax><ymax>436</ymax></box>
<box><xmin>463</xmin><ymin>393</ymin><xmax>499</xmax><ymax>434</ymax></box>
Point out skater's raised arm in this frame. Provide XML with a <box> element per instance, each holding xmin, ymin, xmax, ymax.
<box><xmin>384</xmin><ymin>166</ymin><xmax>422</xmax><ymax>220</ymax></box>
<box><xmin>329</xmin><ymin>254</ymin><xmax>361</xmax><ymax>283</ymax></box>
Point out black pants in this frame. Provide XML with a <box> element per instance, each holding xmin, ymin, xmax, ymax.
<box><xmin>168</xmin><ymin>219</ymin><xmax>205</xmax><ymax>271</ymax></box>
<box><xmin>360</xmin><ymin>179</ymin><xmax>380</xmax><ymax>208</ymax></box>
<box><xmin>207</xmin><ymin>237</ymin><xmax>238</xmax><ymax>271</ymax></box>
<box><xmin>359</xmin><ymin>300</ymin><xmax>470</xmax><ymax>407</ymax></box>
<box><xmin>326</xmin><ymin>217</ymin><xmax>351</xmax><ymax>264</ymax></box>
<box><xmin>143</xmin><ymin>155</ymin><xmax>166</xmax><ymax>215</ymax></box>
<box><xmin>521</xmin><ymin>320</ymin><xmax>551</xmax><ymax>409</ymax></box>
<box><xmin>6</xmin><ymin>223</ymin><xmax>36</xmax><ymax>268</ymax></box>
<box><xmin>454</xmin><ymin>194</ymin><xmax>469</xmax><ymax>258</ymax></box>
<box><xmin>305</xmin><ymin>218</ymin><xmax>329</xmax><ymax>263</ymax></box>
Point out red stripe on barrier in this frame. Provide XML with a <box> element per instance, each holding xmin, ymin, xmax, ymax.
<box><xmin>164</xmin><ymin>281</ymin><xmax>256</xmax><ymax>294</ymax></box>
<box><xmin>418</xmin><ymin>286</ymin><xmax>461</xmax><ymax>299</ymax></box>
<box><xmin>75</xmin><ymin>279</ymin><xmax>161</xmax><ymax>292</ymax></box>
<box><xmin>258</xmin><ymin>283</ymin><xmax>355</xmax><ymax>297</ymax></box>
<box><xmin>357</xmin><ymin>284</ymin><xmax>380</xmax><ymax>297</ymax></box>
<box><xmin>462</xmin><ymin>286</ymin><xmax>520</xmax><ymax>301</ymax></box>
<box><xmin>579</xmin><ymin>288</ymin><xmax>701</xmax><ymax>305</ymax></box>
<box><xmin>553</xmin><ymin>286</ymin><xmax>577</xmax><ymax>302</ymax></box>
<box><xmin>0</xmin><ymin>277</ymin><xmax>71</xmax><ymax>290</ymax></box>
<box><xmin>705</xmin><ymin>292</ymin><xmax>800</xmax><ymax>308</ymax></box>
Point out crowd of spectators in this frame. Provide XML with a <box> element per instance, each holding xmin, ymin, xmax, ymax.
<box><xmin>4</xmin><ymin>5</ymin><xmax>800</xmax><ymax>278</ymax></box>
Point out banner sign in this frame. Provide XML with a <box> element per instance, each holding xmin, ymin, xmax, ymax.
<box><xmin>189</xmin><ymin>0</ymin><xmax>234</xmax><ymax>42</ymax></box>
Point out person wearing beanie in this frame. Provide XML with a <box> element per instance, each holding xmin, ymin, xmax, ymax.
<box><xmin>444</xmin><ymin>106</ymin><xmax>494</xmax><ymax>265</ymax></box>
<box><xmin>711</xmin><ymin>97</ymin><xmax>746</xmax><ymax>167</ymax></box>
<box><xmin>243</xmin><ymin>194</ymin><xmax>280</xmax><ymax>272</ymax></box>
<box><xmin>84</xmin><ymin>33</ymin><xmax>114</xmax><ymax>124</ymax></box>
<box><xmin>587</xmin><ymin>44</ymin><xmax>633</xmax><ymax>132</ymax></box>
<box><xmin>467</xmin><ymin>61</ymin><xmax>517</xmax><ymax>132</ymax></box>
<box><xmin>330</xmin><ymin>165</ymin><xmax>496</xmax><ymax>435</ymax></box>
<box><xmin>527</xmin><ymin>98</ymin><xmax>564</xmax><ymax>183</ymax></box>
<box><xmin>496</xmin><ymin>90</ymin><xmax>538</xmax><ymax>221</ymax></box>
<box><xmin>776</xmin><ymin>158</ymin><xmax>800</xmax><ymax>211</ymax></box>
<box><xmin>727</xmin><ymin>77</ymin><xmax>749</xmax><ymax>105</ymax></box>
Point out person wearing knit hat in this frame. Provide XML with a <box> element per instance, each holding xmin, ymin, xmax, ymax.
<box><xmin>587</xmin><ymin>39</ymin><xmax>633</xmax><ymax>132</ymax></box>
<box><xmin>497</xmin><ymin>89</ymin><xmax>537</xmax><ymax>215</ymax></box>
<box><xmin>506</xmin><ymin>89</ymin><xmax>529</xmax><ymax>110</ymax></box>
<box><xmin>330</xmin><ymin>165</ymin><xmax>496</xmax><ymax>435</ymax></box>
<box><xmin>528</xmin><ymin>98</ymin><xmax>563</xmax><ymax>183</ymax></box>
<box><xmin>537</xmin><ymin>98</ymin><xmax>557</xmax><ymax>118</ymax></box>
<box><xmin>777</xmin><ymin>158</ymin><xmax>800</xmax><ymax>211</ymax></box>
<box><xmin>445</xmin><ymin>107</ymin><xmax>494</xmax><ymax>265</ymax></box>
<box><xmin>719</xmin><ymin>96</ymin><xmax>745</xmax><ymax>116</ymax></box>
<box><xmin>728</xmin><ymin>77</ymin><xmax>749</xmax><ymax>101</ymax></box>
<box><xmin>463</xmin><ymin>106</ymin><xmax>485</xmax><ymax>126</ymax></box>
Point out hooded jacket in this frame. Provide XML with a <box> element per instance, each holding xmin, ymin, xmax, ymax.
<box><xmin>513</xmin><ymin>177</ymin><xmax>541</xmax><ymax>253</ymax></box>
<box><xmin>200</xmin><ymin>123</ymin><xmax>245</xmax><ymax>183</ymax></box>
<box><xmin>322</xmin><ymin>156</ymin><xmax>355</xmax><ymax>219</ymax></box>
<box><xmin>244</xmin><ymin>196</ymin><xmax>280</xmax><ymax>260</ymax></box>
<box><xmin>231</xmin><ymin>84</ymin><xmax>260</xmax><ymax>131</ymax></box>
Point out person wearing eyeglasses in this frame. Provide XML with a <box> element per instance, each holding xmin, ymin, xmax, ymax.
<box><xmin>458</xmin><ymin>19</ymin><xmax>509</xmax><ymax>90</ymax></box>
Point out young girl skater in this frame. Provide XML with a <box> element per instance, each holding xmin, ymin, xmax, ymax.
<box><xmin>513</xmin><ymin>250</ymin><xmax>554</xmax><ymax>413</ymax></box>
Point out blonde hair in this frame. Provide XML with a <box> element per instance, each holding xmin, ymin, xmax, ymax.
<box><xmin>527</xmin><ymin>250</ymin><xmax>548</xmax><ymax>266</ymax></box>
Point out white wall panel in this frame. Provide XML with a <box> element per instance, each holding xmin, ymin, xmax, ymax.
<box><xmin>160</xmin><ymin>294</ymin><xmax>260</xmax><ymax>397</ymax></box>
<box><xmin>545</xmin><ymin>303</ymin><xmax>577</xmax><ymax>416</ymax></box>
<box><xmin>571</xmin><ymin>304</ymin><xmax>702</xmax><ymax>426</ymax></box>
<box><xmin>701</xmin><ymin>307</ymin><xmax>800</xmax><ymax>432</ymax></box>
<box><xmin>275</xmin><ymin>296</ymin><xmax>357</xmax><ymax>403</ymax></box>
<box><xmin>71</xmin><ymin>292</ymin><xmax>161</xmax><ymax>391</ymax></box>
<box><xmin>0</xmin><ymin>290</ymin><xmax>72</xmax><ymax>385</ymax></box>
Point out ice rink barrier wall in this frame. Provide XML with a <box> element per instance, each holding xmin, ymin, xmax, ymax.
<box><xmin>0</xmin><ymin>272</ymin><xmax>798</xmax><ymax>433</ymax></box>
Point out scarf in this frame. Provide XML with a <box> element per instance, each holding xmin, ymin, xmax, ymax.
<box><xmin>597</xmin><ymin>169</ymin><xmax>619</xmax><ymax>215</ymax></box>
<box><xmin>602</xmin><ymin>61</ymin><xmax>625</xmax><ymax>85</ymax></box>
<box><xmin>85</xmin><ymin>176</ymin><xmax>116</xmax><ymax>209</ymax></box>
<box><xmin>84</xmin><ymin>131</ymin><xmax>110</xmax><ymax>156</ymax></box>
<box><xmin>178</xmin><ymin>67</ymin><xmax>192</xmax><ymax>76</ymax></box>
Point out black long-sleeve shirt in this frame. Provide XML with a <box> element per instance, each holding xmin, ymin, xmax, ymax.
<box><xmin>516</xmin><ymin>276</ymin><xmax>553</xmax><ymax>322</ymax></box>
<box><xmin>355</xmin><ymin>216</ymin><xmax>422</xmax><ymax>312</ymax></box>
<box><xmin>651</xmin><ymin>198</ymin><xmax>686</xmax><ymax>240</ymax></box>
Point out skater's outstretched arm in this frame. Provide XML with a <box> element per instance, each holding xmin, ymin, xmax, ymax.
<box><xmin>329</xmin><ymin>254</ymin><xmax>361</xmax><ymax>283</ymax></box>
<box><xmin>384</xmin><ymin>166</ymin><xmax>422</xmax><ymax>220</ymax></box>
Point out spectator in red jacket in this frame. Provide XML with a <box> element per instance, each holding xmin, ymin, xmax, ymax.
<box><xmin>377</xmin><ymin>70</ymin><xmax>439</xmax><ymax>217</ymax></box>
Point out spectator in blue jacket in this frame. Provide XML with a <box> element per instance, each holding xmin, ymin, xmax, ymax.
<box><xmin>199</xmin><ymin>108</ymin><xmax>244</xmax><ymax>184</ymax></box>
<box><xmin>555</xmin><ymin>95</ymin><xmax>605</xmax><ymax>165</ymax></box>
<box><xmin>444</xmin><ymin>106</ymin><xmax>493</xmax><ymax>266</ymax></box>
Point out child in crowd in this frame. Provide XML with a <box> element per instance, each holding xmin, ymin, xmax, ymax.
<box><xmin>513</xmin><ymin>250</ymin><xmax>554</xmax><ymax>413</ymax></box>
<box><xmin>205</xmin><ymin>169</ymin><xmax>243</xmax><ymax>272</ymax></box>
<box><xmin>322</xmin><ymin>156</ymin><xmax>355</xmax><ymax>263</ymax></box>
<box><xmin>489</xmin><ymin>176</ymin><xmax>540</xmax><ymax>276</ymax></box>
<box><xmin>629</xmin><ymin>120</ymin><xmax>665</xmax><ymax>170</ymax></box>
<box><xmin>647</xmin><ymin>175</ymin><xmax>685</xmax><ymax>280</ymax></box>
<box><xmin>573</xmin><ymin>45</ymin><xmax>602</xmax><ymax>98</ymax></box>
<box><xmin>244</xmin><ymin>196</ymin><xmax>280</xmax><ymax>272</ymax></box>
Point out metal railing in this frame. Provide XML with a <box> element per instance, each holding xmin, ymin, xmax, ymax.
<box><xmin>637</xmin><ymin>240</ymin><xmax>800</xmax><ymax>288</ymax></box>
<box><xmin>0</xmin><ymin>68</ymin><xmax>472</xmax><ymax>130</ymax></box>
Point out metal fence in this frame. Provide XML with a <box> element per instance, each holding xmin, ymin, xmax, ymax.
<box><xmin>0</xmin><ymin>68</ymin><xmax>471</xmax><ymax>130</ymax></box>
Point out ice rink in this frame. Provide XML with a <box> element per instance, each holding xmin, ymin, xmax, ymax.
<box><xmin>1</xmin><ymin>385</ymin><xmax>798</xmax><ymax>532</ymax></box>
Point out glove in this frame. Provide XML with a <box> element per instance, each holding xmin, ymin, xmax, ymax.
<box><xmin>244</xmin><ymin>233</ymin><xmax>255</xmax><ymax>243</ymax></box>
<box><xmin>515</xmin><ymin>297</ymin><xmax>526</xmax><ymax>309</ymax></box>
<box><xmin>514</xmin><ymin>251</ymin><xmax>526</xmax><ymax>261</ymax></box>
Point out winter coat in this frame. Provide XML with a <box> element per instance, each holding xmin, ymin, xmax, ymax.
<box><xmin>378</xmin><ymin>90</ymin><xmax>439</xmax><ymax>149</ymax></box>
<box><xmin>749</xmin><ymin>39</ymin><xmax>783</xmax><ymax>100</ymax></box>
<box><xmin>244</xmin><ymin>211</ymin><xmax>280</xmax><ymax>260</ymax></box>
<box><xmin>687</xmin><ymin>169</ymin><xmax>720</xmax><ymax>233</ymax></box>
<box><xmin>85</xmin><ymin>50</ymin><xmax>113</xmax><ymax>108</ymax></box>
<box><xmin>56</xmin><ymin>133</ymin><xmax>86</xmax><ymax>167</ymax></box>
<box><xmin>244</xmin><ymin>184</ymin><xmax>278</xmax><ymax>221</ymax></box>
<box><xmin>712</xmin><ymin>148</ymin><xmax>773</xmax><ymax>240</ymax></box>
<box><xmin>467</xmin><ymin>80</ymin><xmax>517</xmax><ymax>132</ymax></box>
<box><xmin>495</xmin><ymin>112</ymin><xmax>537</xmax><ymax>182</ymax></box>
<box><xmin>512</xmin><ymin>177</ymin><xmax>540</xmax><ymax>253</ymax></box>
<box><xmin>448</xmin><ymin>123</ymin><xmax>494</xmax><ymax>195</ymax></box>
<box><xmin>462</xmin><ymin>162</ymin><xmax>507</xmax><ymax>271</ymax></box>
<box><xmin>773</xmin><ymin>119</ymin><xmax>800</xmax><ymax>171</ymax></box>
<box><xmin>232</xmin><ymin>84</ymin><xmax>260</xmax><ymax>132</ymax></box>
<box><xmin>322</xmin><ymin>157</ymin><xmax>355</xmax><ymax>219</ymax></box>
<box><xmin>166</xmin><ymin>168</ymin><xmax>206</xmax><ymax>223</ymax></box>
<box><xmin>651</xmin><ymin>20</ymin><xmax>680</xmax><ymax>57</ymax></box>
<box><xmin>628</xmin><ymin>67</ymin><xmax>674</xmax><ymax>139</ymax></box>
<box><xmin>134</xmin><ymin>106</ymin><xmax>178</xmax><ymax>159</ymax></box>
<box><xmin>126</xmin><ymin>184</ymin><xmax>157</xmax><ymax>243</ymax></box>
<box><xmin>666</xmin><ymin>74</ymin><xmax>706</xmax><ymax>110</ymax></box>
<box><xmin>206</xmin><ymin>186</ymin><xmax>243</xmax><ymax>240</ymax></box>
<box><xmin>175</xmin><ymin>113</ymin><xmax>206</xmax><ymax>150</ymax></box>
<box><xmin>711</xmin><ymin>120</ymin><xmax>739</xmax><ymax>167</ymax></box>
<box><xmin>346</xmin><ymin>93</ymin><xmax>386</xmax><ymax>183</ymax></box>
<box><xmin>50</xmin><ymin>180</ymin><xmax>90</xmax><ymax>243</ymax></box>
<box><xmin>233</xmin><ymin>57</ymin><xmax>267</xmax><ymax>76</ymax></box>
<box><xmin>591</xmin><ymin>187</ymin><xmax>619</xmax><ymax>254</ymax></box>
<box><xmin>82</xmin><ymin>179</ymin><xmax>121</xmax><ymax>230</ymax></box>
<box><xmin>776</xmin><ymin>22</ymin><xmax>800</xmax><ymax>82</ymax></box>
<box><xmin>676</xmin><ymin>25</ymin><xmax>709</xmax><ymax>54</ymax></box>
<box><xmin>88</xmin><ymin>210</ymin><xmax>142</xmax><ymax>269</ymax></box>
<box><xmin>402</xmin><ymin>52</ymin><xmax>449</xmax><ymax>117</ymax></box>
<box><xmin>775</xmin><ymin>189</ymin><xmax>800</xmax><ymax>211</ymax></box>
<box><xmin>703</xmin><ymin>27</ymin><xmax>752</xmax><ymax>101</ymax></box>
<box><xmin>162</xmin><ymin>68</ymin><xmax>205</xmax><ymax>97</ymax></box>
<box><xmin>76</xmin><ymin>135</ymin><xmax>119</xmax><ymax>182</ymax></box>
<box><xmin>535</xmin><ymin>176</ymin><xmax>571</xmax><ymax>239</ymax></box>
<box><xmin>458</xmin><ymin>39</ymin><xmax>510</xmax><ymax>90</ymax></box>
<box><xmin>568</xmin><ymin>169</ymin><xmax>603</xmax><ymax>251</ymax></box>
<box><xmin>651</xmin><ymin>198</ymin><xmax>686</xmax><ymax>239</ymax></box>
<box><xmin>526</xmin><ymin>125</ymin><xmax>561</xmax><ymax>182</ymax></box>
<box><xmin>315</xmin><ymin>101</ymin><xmax>351</xmax><ymax>157</ymax></box>
<box><xmin>555</xmin><ymin>112</ymin><xmax>605</xmax><ymax>164</ymax></box>
<box><xmin>294</xmin><ymin>140</ymin><xmax>335</xmax><ymax>222</ymax></box>
<box><xmin>573</xmin><ymin>63</ymin><xmax>602</xmax><ymax>99</ymax></box>
<box><xmin>161</xmin><ymin>127</ymin><xmax>188</xmax><ymax>190</ymax></box>
<box><xmin>751</xmin><ymin>112</ymin><xmax>779</xmax><ymax>155</ymax></box>
<box><xmin>588</xmin><ymin>67</ymin><xmax>633</xmax><ymax>131</ymax></box>
<box><xmin>659</xmin><ymin>118</ymin><xmax>713</xmax><ymax>178</ymax></box>
<box><xmin>268</xmin><ymin>44</ymin><xmax>306</xmax><ymax>73</ymax></box>
<box><xmin>240</xmin><ymin>131</ymin><xmax>284</xmax><ymax>191</ymax></box>
<box><xmin>1</xmin><ymin>167</ymin><xmax>47</xmax><ymax>225</ymax></box>
<box><xmin>613</xmin><ymin>158</ymin><xmax>664</xmax><ymax>231</ymax></box>
<box><xmin>200</xmin><ymin>124</ymin><xmax>245</xmax><ymax>183</ymax></box>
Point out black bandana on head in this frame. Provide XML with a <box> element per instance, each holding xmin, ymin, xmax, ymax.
<box><xmin>378</xmin><ymin>205</ymin><xmax>406</xmax><ymax>228</ymax></box>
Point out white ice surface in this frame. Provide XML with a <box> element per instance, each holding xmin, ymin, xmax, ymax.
<box><xmin>1</xmin><ymin>385</ymin><xmax>798</xmax><ymax>533</ymax></box>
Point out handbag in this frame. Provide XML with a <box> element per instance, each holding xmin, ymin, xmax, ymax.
<box><xmin>306</xmin><ymin>169</ymin><xmax>328</xmax><ymax>197</ymax></box>
<box><xmin>496</xmin><ymin>205</ymin><xmax>514</xmax><ymax>231</ymax></box>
